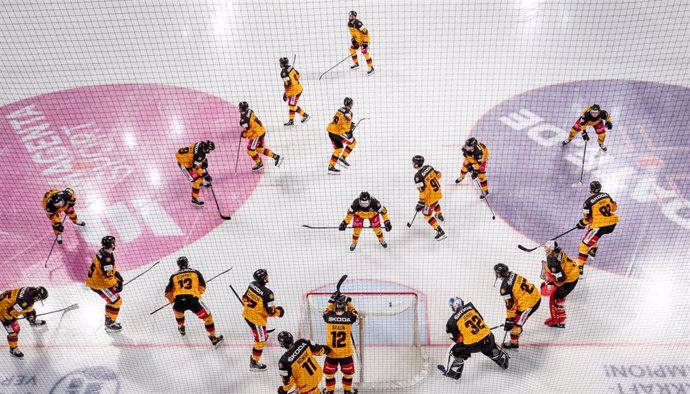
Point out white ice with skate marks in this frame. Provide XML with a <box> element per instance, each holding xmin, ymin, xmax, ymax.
<box><xmin>1</xmin><ymin>0</ymin><xmax>690</xmax><ymax>393</ymax></box>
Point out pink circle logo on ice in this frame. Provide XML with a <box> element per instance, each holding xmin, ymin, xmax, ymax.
<box><xmin>0</xmin><ymin>84</ymin><xmax>258</xmax><ymax>288</ymax></box>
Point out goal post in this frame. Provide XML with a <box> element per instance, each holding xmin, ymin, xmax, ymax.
<box><xmin>305</xmin><ymin>291</ymin><xmax>429</xmax><ymax>390</ymax></box>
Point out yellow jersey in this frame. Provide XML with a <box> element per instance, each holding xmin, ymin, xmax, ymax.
<box><xmin>581</xmin><ymin>192</ymin><xmax>619</xmax><ymax>228</ymax></box>
<box><xmin>547</xmin><ymin>250</ymin><xmax>579</xmax><ymax>285</ymax></box>
<box><xmin>323</xmin><ymin>310</ymin><xmax>357</xmax><ymax>359</ymax></box>
<box><xmin>0</xmin><ymin>288</ymin><xmax>36</xmax><ymax>321</ymax></box>
<box><xmin>240</xmin><ymin>109</ymin><xmax>266</xmax><ymax>140</ymax></box>
<box><xmin>348</xmin><ymin>19</ymin><xmax>369</xmax><ymax>45</ymax></box>
<box><xmin>176</xmin><ymin>142</ymin><xmax>208</xmax><ymax>169</ymax></box>
<box><xmin>165</xmin><ymin>268</ymin><xmax>206</xmax><ymax>303</ymax></box>
<box><xmin>326</xmin><ymin>107</ymin><xmax>353</xmax><ymax>136</ymax></box>
<box><xmin>281</xmin><ymin>66</ymin><xmax>303</xmax><ymax>97</ymax></box>
<box><xmin>446</xmin><ymin>302</ymin><xmax>491</xmax><ymax>345</ymax></box>
<box><xmin>242</xmin><ymin>281</ymin><xmax>279</xmax><ymax>326</ymax></box>
<box><xmin>499</xmin><ymin>272</ymin><xmax>540</xmax><ymax>318</ymax></box>
<box><xmin>85</xmin><ymin>249</ymin><xmax>119</xmax><ymax>290</ymax></box>
<box><xmin>279</xmin><ymin>339</ymin><xmax>329</xmax><ymax>393</ymax></box>
<box><xmin>415</xmin><ymin>165</ymin><xmax>443</xmax><ymax>205</ymax></box>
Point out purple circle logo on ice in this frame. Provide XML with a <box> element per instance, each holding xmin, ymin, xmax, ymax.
<box><xmin>471</xmin><ymin>80</ymin><xmax>690</xmax><ymax>277</ymax></box>
<box><xmin>51</xmin><ymin>366</ymin><xmax>120</xmax><ymax>394</ymax></box>
<box><xmin>0</xmin><ymin>84</ymin><xmax>260</xmax><ymax>288</ymax></box>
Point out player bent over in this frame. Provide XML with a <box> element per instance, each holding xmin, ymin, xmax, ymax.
<box><xmin>438</xmin><ymin>297</ymin><xmax>508</xmax><ymax>379</ymax></box>
<box><xmin>455</xmin><ymin>137</ymin><xmax>490</xmax><ymax>199</ymax></box>
<box><xmin>562</xmin><ymin>104</ymin><xmax>613</xmax><ymax>151</ymax></box>
<box><xmin>280</xmin><ymin>57</ymin><xmax>310</xmax><ymax>126</ymax></box>
<box><xmin>242</xmin><ymin>269</ymin><xmax>285</xmax><ymax>371</ymax></box>
<box><xmin>575</xmin><ymin>180</ymin><xmax>618</xmax><ymax>276</ymax></box>
<box><xmin>412</xmin><ymin>155</ymin><xmax>447</xmax><ymax>240</ymax></box>
<box><xmin>326</xmin><ymin>97</ymin><xmax>357</xmax><ymax>174</ymax></box>
<box><xmin>42</xmin><ymin>187</ymin><xmax>85</xmax><ymax>244</ymax></box>
<box><xmin>86</xmin><ymin>236</ymin><xmax>124</xmax><ymax>332</ymax></box>
<box><xmin>348</xmin><ymin>11</ymin><xmax>374</xmax><ymax>75</ymax></box>
<box><xmin>277</xmin><ymin>331</ymin><xmax>332</xmax><ymax>394</ymax></box>
<box><xmin>0</xmin><ymin>287</ymin><xmax>48</xmax><ymax>358</ymax></box>
<box><xmin>322</xmin><ymin>295</ymin><xmax>359</xmax><ymax>394</ymax></box>
<box><xmin>339</xmin><ymin>191</ymin><xmax>391</xmax><ymax>251</ymax></box>
<box><xmin>239</xmin><ymin>101</ymin><xmax>283</xmax><ymax>171</ymax></box>
<box><xmin>176</xmin><ymin>140</ymin><xmax>215</xmax><ymax>207</ymax></box>
<box><xmin>165</xmin><ymin>257</ymin><xmax>223</xmax><ymax>347</ymax></box>
<box><xmin>493</xmin><ymin>263</ymin><xmax>540</xmax><ymax>349</ymax></box>
<box><xmin>541</xmin><ymin>241</ymin><xmax>580</xmax><ymax>328</ymax></box>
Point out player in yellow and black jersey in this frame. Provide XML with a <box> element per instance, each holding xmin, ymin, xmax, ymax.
<box><xmin>494</xmin><ymin>264</ymin><xmax>541</xmax><ymax>349</ymax></box>
<box><xmin>164</xmin><ymin>257</ymin><xmax>223</xmax><ymax>347</ymax></box>
<box><xmin>42</xmin><ymin>187</ymin><xmax>85</xmax><ymax>244</ymax></box>
<box><xmin>326</xmin><ymin>97</ymin><xmax>357</xmax><ymax>174</ymax></box>
<box><xmin>348</xmin><ymin>11</ymin><xmax>374</xmax><ymax>75</ymax></box>
<box><xmin>438</xmin><ymin>297</ymin><xmax>508</xmax><ymax>380</ymax></box>
<box><xmin>280</xmin><ymin>57</ymin><xmax>310</xmax><ymax>126</ymax></box>
<box><xmin>85</xmin><ymin>236</ymin><xmax>124</xmax><ymax>332</ymax></box>
<box><xmin>277</xmin><ymin>331</ymin><xmax>331</xmax><ymax>394</ymax></box>
<box><xmin>239</xmin><ymin>101</ymin><xmax>283</xmax><ymax>172</ymax></box>
<box><xmin>412</xmin><ymin>155</ymin><xmax>447</xmax><ymax>241</ymax></box>
<box><xmin>563</xmin><ymin>104</ymin><xmax>613</xmax><ymax>151</ymax></box>
<box><xmin>541</xmin><ymin>241</ymin><xmax>580</xmax><ymax>328</ymax></box>
<box><xmin>339</xmin><ymin>192</ymin><xmax>391</xmax><ymax>251</ymax></box>
<box><xmin>0</xmin><ymin>287</ymin><xmax>48</xmax><ymax>358</ymax></box>
<box><xmin>242</xmin><ymin>269</ymin><xmax>285</xmax><ymax>371</ymax></box>
<box><xmin>322</xmin><ymin>294</ymin><xmax>358</xmax><ymax>394</ymax></box>
<box><xmin>175</xmin><ymin>140</ymin><xmax>214</xmax><ymax>207</ymax></box>
<box><xmin>576</xmin><ymin>181</ymin><xmax>619</xmax><ymax>275</ymax></box>
<box><xmin>455</xmin><ymin>137</ymin><xmax>490</xmax><ymax>198</ymax></box>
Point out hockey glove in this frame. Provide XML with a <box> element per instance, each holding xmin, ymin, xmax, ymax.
<box><xmin>362</xmin><ymin>42</ymin><xmax>369</xmax><ymax>50</ymax></box>
<box><xmin>471</xmin><ymin>171</ymin><xmax>478</xmax><ymax>180</ymax></box>
<box><xmin>274</xmin><ymin>306</ymin><xmax>285</xmax><ymax>318</ymax></box>
<box><xmin>201</xmin><ymin>160</ymin><xmax>208</xmax><ymax>169</ymax></box>
<box><xmin>204</xmin><ymin>173</ymin><xmax>212</xmax><ymax>183</ymax></box>
<box><xmin>67</xmin><ymin>200</ymin><xmax>76</xmax><ymax>208</ymax></box>
<box><xmin>605</xmin><ymin>121</ymin><xmax>613</xmax><ymax>129</ymax></box>
<box><xmin>277</xmin><ymin>387</ymin><xmax>289</xmax><ymax>394</ymax></box>
<box><xmin>52</xmin><ymin>222</ymin><xmax>64</xmax><ymax>233</ymax></box>
<box><xmin>576</xmin><ymin>219</ymin><xmax>586</xmax><ymax>229</ymax></box>
<box><xmin>351</xmin><ymin>38</ymin><xmax>359</xmax><ymax>49</ymax></box>
<box><xmin>504</xmin><ymin>318</ymin><xmax>514</xmax><ymax>332</ymax></box>
<box><xmin>384</xmin><ymin>220</ymin><xmax>392</xmax><ymax>232</ymax></box>
<box><xmin>339</xmin><ymin>221</ymin><xmax>348</xmax><ymax>231</ymax></box>
<box><xmin>415</xmin><ymin>201</ymin><xmax>424</xmax><ymax>212</ymax></box>
<box><xmin>582</xmin><ymin>131</ymin><xmax>590</xmax><ymax>141</ymax></box>
<box><xmin>282</xmin><ymin>93</ymin><xmax>287</xmax><ymax>102</ymax></box>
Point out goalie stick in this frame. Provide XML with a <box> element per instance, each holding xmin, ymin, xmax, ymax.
<box><xmin>228</xmin><ymin>284</ymin><xmax>275</xmax><ymax>333</ymax></box>
<box><xmin>149</xmin><ymin>267</ymin><xmax>233</xmax><ymax>315</ymax></box>
<box><xmin>517</xmin><ymin>226</ymin><xmax>578</xmax><ymax>252</ymax></box>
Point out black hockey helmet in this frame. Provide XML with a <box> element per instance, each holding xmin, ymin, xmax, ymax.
<box><xmin>253</xmin><ymin>268</ymin><xmax>268</xmax><ymax>284</ymax></box>
<box><xmin>344</xmin><ymin>97</ymin><xmax>353</xmax><ymax>108</ymax></box>
<box><xmin>349</xmin><ymin>10</ymin><xmax>357</xmax><ymax>19</ymax></box>
<box><xmin>412</xmin><ymin>155</ymin><xmax>425</xmax><ymax>168</ymax></box>
<box><xmin>177</xmin><ymin>256</ymin><xmax>189</xmax><ymax>270</ymax></box>
<box><xmin>493</xmin><ymin>263</ymin><xmax>509</xmax><ymax>278</ymax></box>
<box><xmin>30</xmin><ymin>286</ymin><xmax>48</xmax><ymax>302</ymax></box>
<box><xmin>278</xmin><ymin>331</ymin><xmax>294</xmax><ymax>349</ymax></box>
<box><xmin>101</xmin><ymin>235</ymin><xmax>116</xmax><ymax>250</ymax></box>
<box><xmin>204</xmin><ymin>140</ymin><xmax>215</xmax><ymax>152</ymax></box>
<box><xmin>279</xmin><ymin>57</ymin><xmax>289</xmax><ymax>68</ymax></box>
<box><xmin>465</xmin><ymin>137</ymin><xmax>478</xmax><ymax>148</ymax></box>
<box><xmin>334</xmin><ymin>294</ymin><xmax>348</xmax><ymax>312</ymax></box>
<box><xmin>359</xmin><ymin>191</ymin><xmax>371</xmax><ymax>207</ymax></box>
<box><xmin>63</xmin><ymin>187</ymin><xmax>75</xmax><ymax>199</ymax></box>
<box><xmin>590</xmin><ymin>180</ymin><xmax>602</xmax><ymax>194</ymax></box>
<box><xmin>239</xmin><ymin>101</ymin><xmax>249</xmax><ymax>113</ymax></box>
<box><xmin>590</xmin><ymin>104</ymin><xmax>601</xmax><ymax>112</ymax></box>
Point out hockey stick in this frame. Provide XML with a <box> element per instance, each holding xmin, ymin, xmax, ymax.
<box><xmin>500</xmin><ymin>330</ymin><xmax>509</xmax><ymax>350</ymax></box>
<box><xmin>44</xmin><ymin>214</ymin><xmax>66</xmax><ymax>268</ymax></box>
<box><xmin>228</xmin><ymin>284</ymin><xmax>276</xmax><ymax>333</ymax></box>
<box><xmin>21</xmin><ymin>303</ymin><xmax>79</xmax><ymax>320</ymax></box>
<box><xmin>517</xmin><ymin>226</ymin><xmax>579</xmax><ymax>252</ymax></box>
<box><xmin>474</xmin><ymin>179</ymin><xmax>495</xmax><ymax>220</ymax></box>
<box><xmin>336</xmin><ymin>274</ymin><xmax>348</xmax><ymax>292</ymax></box>
<box><xmin>234</xmin><ymin>134</ymin><xmax>242</xmax><ymax>173</ymax></box>
<box><xmin>406</xmin><ymin>211</ymin><xmax>418</xmax><ymax>228</ymax></box>
<box><xmin>577</xmin><ymin>139</ymin><xmax>588</xmax><ymax>184</ymax></box>
<box><xmin>150</xmin><ymin>267</ymin><xmax>233</xmax><ymax>315</ymax></box>
<box><xmin>319</xmin><ymin>55</ymin><xmax>351</xmax><ymax>80</ymax></box>
<box><xmin>490</xmin><ymin>324</ymin><xmax>505</xmax><ymax>330</ymax></box>
<box><xmin>351</xmin><ymin>118</ymin><xmax>369</xmax><ymax>131</ymax></box>
<box><xmin>301</xmin><ymin>225</ymin><xmax>380</xmax><ymax>230</ymax></box>
<box><xmin>123</xmin><ymin>260</ymin><xmax>161</xmax><ymax>287</ymax></box>
<box><xmin>210</xmin><ymin>185</ymin><xmax>232</xmax><ymax>221</ymax></box>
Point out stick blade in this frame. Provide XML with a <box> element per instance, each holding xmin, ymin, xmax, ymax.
<box><xmin>336</xmin><ymin>275</ymin><xmax>348</xmax><ymax>292</ymax></box>
<box><xmin>220</xmin><ymin>215</ymin><xmax>232</xmax><ymax>221</ymax></box>
<box><xmin>64</xmin><ymin>303</ymin><xmax>79</xmax><ymax>313</ymax></box>
<box><xmin>517</xmin><ymin>244</ymin><xmax>536</xmax><ymax>252</ymax></box>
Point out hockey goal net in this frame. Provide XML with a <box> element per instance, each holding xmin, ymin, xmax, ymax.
<box><xmin>304</xmin><ymin>291</ymin><xmax>429</xmax><ymax>390</ymax></box>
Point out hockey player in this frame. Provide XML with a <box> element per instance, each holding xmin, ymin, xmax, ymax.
<box><xmin>0</xmin><ymin>287</ymin><xmax>48</xmax><ymax>358</ymax></box>
<box><xmin>86</xmin><ymin>236</ymin><xmax>124</xmax><ymax>332</ymax></box>
<box><xmin>164</xmin><ymin>257</ymin><xmax>224</xmax><ymax>347</ymax></box>
<box><xmin>176</xmin><ymin>140</ymin><xmax>214</xmax><ymax>207</ymax></box>
<box><xmin>326</xmin><ymin>97</ymin><xmax>357</xmax><ymax>174</ymax></box>
<box><xmin>562</xmin><ymin>104</ymin><xmax>613</xmax><ymax>151</ymax></box>
<box><xmin>438</xmin><ymin>297</ymin><xmax>509</xmax><ymax>380</ymax></box>
<box><xmin>348</xmin><ymin>11</ymin><xmax>374</xmax><ymax>75</ymax></box>
<box><xmin>576</xmin><ymin>180</ymin><xmax>618</xmax><ymax>275</ymax></box>
<box><xmin>455</xmin><ymin>137</ymin><xmax>490</xmax><ymax>199</ymax></box>
<box><xmin>412</xmin><ymin>155</ymin><xmax>447</xmax><ymax>240</ymax></box>
<box><xmin>242</xmin><ymin>269</ymin><xmax>285</xmax><ymax>371</ymax></box>
<box><xmin>42</xmin><ymin>188</ymin><xmax>85</xmax><ymax>244</ymax></box>
<box><xmin>339</xmin><ymin>191</ymin><xmax>391</xmax><ymax>251</ymax></box>
<box><xmin>541</xmin><ymin>241</ymin><xmax>579</xmax><ymax>328</ymax></box>
<box><xmin>322</xmin><ymin>295</ymin><xmax>358</xmax><ymax>394</ymax></box>
<box><xmin>239</xmin><ymin>101</ymin><xmax>284</xmax><ymax>171</ymax></box>
<box><xmin>277</xmin><ymin>331</ymin><xmax>331</xmax><ymax>394</ymax></box>
<box><xmin>280</xmin><ymin>57</ymin><xmax>310</xmax><ymax>126</ymax></box>
<box><xmin>494</xmin><ymin>263</ymin><xmax>541</xmax><ymax>349</ymax></box>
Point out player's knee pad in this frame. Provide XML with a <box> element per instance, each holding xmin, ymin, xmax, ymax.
<box><xmin>347</xmin><ymin>138</ymin><xmax>357</xmax><ymax>149</ymax></box>
<box><xmin>194</xmin><ymin>308</ymin><xmax>209</xmax><ymax>320</ymax></box>
<box><xmin>110</xmin><ymin>297</ymin><xmax>122</xmax><ymax>309</ymax></box>
<box><xmin>353</xmin><ymin>227</ymin><xmax>363</xmax><ymax>236</ymax></box>
<box><xmin>445</xmin><ymin>358</ymin><xmax>465</xmax><ymax>380</ymax></box>
<box><xmin>478</xmin><ymin>173</ymin><xmax>487</xmax><ymax>182</ymax></box>
<box><xmin>254</xmin><ymin>340</ymin><xmax>266</xmax><ymax>349</ymax></box>
<box><xmin>510</xmin><ymin>326</ymin><xmax>523</xmax><ymax>337</ymax></box>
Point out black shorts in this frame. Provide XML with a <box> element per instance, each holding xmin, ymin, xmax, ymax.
<box><xmin>555</xmin><ymin>280</ymin><xmax>578</xmax><ymax>299</ymax></box>
<box><xmin>452</xmin><ymin>332</ymin><xmax>496</xmax><ymax>359</ymax></box>
<box><xmin>173</xmin><ymin>295</ymin><xmax>205</xmax><ymax>314</ymax></box>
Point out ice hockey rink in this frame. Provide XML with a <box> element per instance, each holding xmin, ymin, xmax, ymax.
<box><xmin>1</xmin><ymin>0</ymin><xmax>690</xmax><ymax>393</ymax></box>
